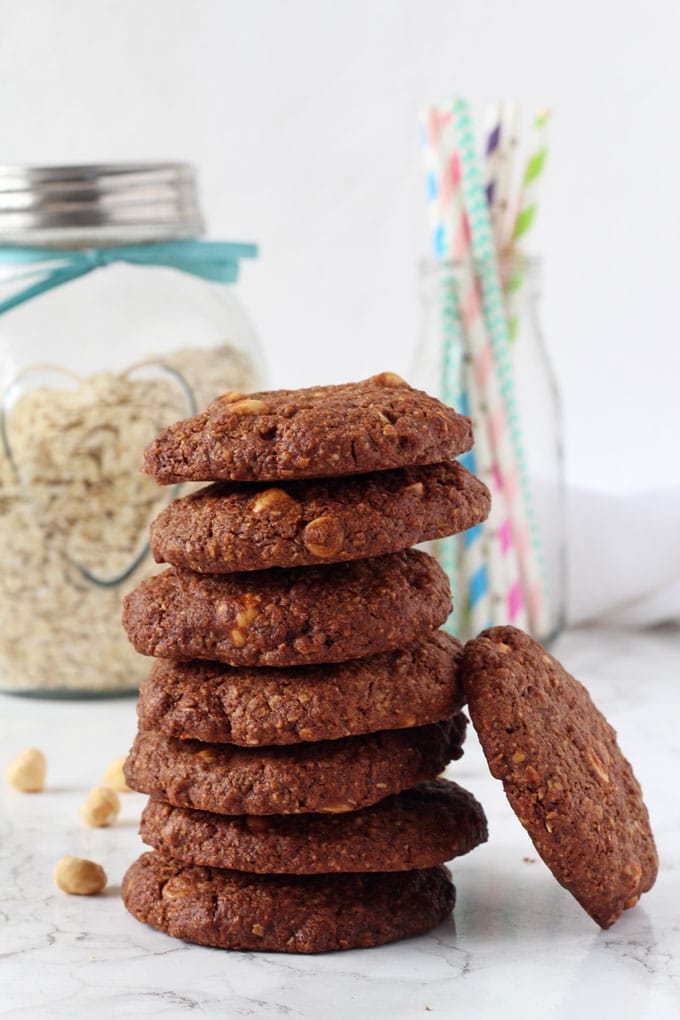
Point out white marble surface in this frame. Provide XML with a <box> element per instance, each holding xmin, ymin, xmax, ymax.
<box><xmin>1</xmin><ymin>626</ymin><xmax>678</xmax><ymax>1020</ymax></box>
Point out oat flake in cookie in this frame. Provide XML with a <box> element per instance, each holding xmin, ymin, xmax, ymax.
<box><xmin>461</xmin><ymin>626</ymin><xmax>658</xmax><ymax>928</ymax></box>
<box><xmin>141</xmin><ymin>373</ymin><xmax>473</xmax><ymax>484</ymax></box>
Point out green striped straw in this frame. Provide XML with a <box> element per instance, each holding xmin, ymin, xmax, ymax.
<box><xmin>507</xmin><ymin>109</ymin><xmax>551</xmax><ymax>341</ymax></box>
<box><xmin>512</xmin><ymin>109</ymin><xmax>551</xmax><ymax>244</ymax></box>
<box><xmin>448</xmin><ymin>97</ymin><xmax>549</xmax><ymax>634</ymax></box>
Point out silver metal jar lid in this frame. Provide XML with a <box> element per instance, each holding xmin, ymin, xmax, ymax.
<box><xmin>0</xmin><ymin>163</ymin><xmax>204</xmax><ymax>247</ymax></box>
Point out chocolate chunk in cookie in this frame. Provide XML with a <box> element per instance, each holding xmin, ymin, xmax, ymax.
<box><xmin>141</xmin><ymin>373</ymin><xmax>473</xmax><ymax>484</ymax></box>
<box><xmin>461</xmin><ymin>626</ymin><xmax>658</xmax><ymax>928</ymax></box>
<box><xmin>122</xmin><ymin>851</ymin><xmax>455</xmax><ymax>953</ymax></box>
<box><xmin>124</xmin><ymin>715</ymin><xmax>466</xmax><ymax>816</ymax></box>
<box><xmin>139</xmin><ymin>778</ymin><xmax>488</xmax><ymax>873</ymax></box>
<box><xmin>137</xmin><ymin>631</ymin><xmax>464</xmax><ymax>746</ymax></box>
<box><xmin>149</xmin><ymin>461</ymin><xmax>490</xmax><ymax>573</ymax></box>
<box><xmin>123</xmin><ymin>549</ymin><xmax>451</xmax><ymax>667</ymax></box>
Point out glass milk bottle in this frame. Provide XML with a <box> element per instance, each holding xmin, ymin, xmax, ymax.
<box><xmin>412</xmin><ymin>256</ymin><xmax>565</xmax><ymax>644</ymax></box>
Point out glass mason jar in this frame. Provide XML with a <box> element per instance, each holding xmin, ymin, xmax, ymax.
<box><xmin>412</xmin><ymin>257</ymin><xmax>565</xmax><ymax>644</ymax></box>
<box><xmin>0</xmin><ymin>163</ymin><xmax>263</xmax><ymax>696</ymax></box>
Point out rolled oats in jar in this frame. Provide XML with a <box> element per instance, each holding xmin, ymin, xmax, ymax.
<box><xmin>0</xmin><ymin>163</ymin><xmax>262</xmax><ymax>695</ymax></box>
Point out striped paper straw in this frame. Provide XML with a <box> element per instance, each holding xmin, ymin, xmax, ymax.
<box><xmin>419</xmin><ymin>111</ymin><xmax>463</xmax><ymax>628</ymax></box>
<box><xmin>448</xmin><ymin>96</ymin><xmax>549</xmax><ymax>636</ymax></box>
<box><xmin>512</xmin><ymin>108</ymin><xmax>551</xmax><ymax>246</ymax></box>
<box><xmin>427</xmin><ymin>108</ymin><xmax>528</xmax><ymax>635</ymax></box>
<box><xmin>484</xmin><ymin>102</ymin><xmax>503</xmax><ymax>228</ymax></box>
<box><xmin>441</xmin><ymin>128</ymin><xmax>529</xmax><ymax>634</ymax></box>
<box><xmin>506</xmin><ymin>109</ymin><xmax>551</xmax><ymax>341</ymax></box>
<box><xmin>493</xmin><ymin>101</ymin><xmax>519</xmax><ymax>253</ymax></box>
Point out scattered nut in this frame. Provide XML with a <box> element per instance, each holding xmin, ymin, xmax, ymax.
<box><xmin>251</xmin><ymin>488</ymin><xmax>296</xmax><ymax>514</ymax></box>
<box><xmin>103</xmin><ymin>755</ymin><xmax>132</xmax><ymax>792</ymax></box>
<box><xmin>54</xmin><ymin>856</ymin><xmax>107</xmax><ymax>895</ymax></box>
<box><xmin>251</xmin><ymin>923</ymin><xmax>265</xmax><ymax>937</ymax></box>
<box><xmin>196</xmin><ymin>748</ymin><xmax>218</xmax><ymax>764</ymax></box>
<box><xmin>303</xmin><ymin>515</ymin><xmax>345</xmax><ymax>558</ymax></box>
<box><xmin>370</xmin><ymin>372</ymin><xmax>407</xmax><ymax>387</ymax></box>
<box><xmin>216</xmin><ymin>390</ymin><xmax>245</xmax><ymax>404</ymax></box>
<box><xmin>5</xmin><ymin>748</ymin><xmax>47</xmax><ymax>792</ymax></box>
<box><xmin>231</xmin><ymin>594</ymin><xmax>260</xmax><ymax>645</ymax></box>
<box><xmin>403</xmin><ymin>481</ymin><xmax>424</xmax><ymax>497</ymax></box>
<box><xmin>80</xmin><ymin>786</ymin><xmax>120</xmax><ymax>827</ymax></box>
<box><xmin>228</xmin><ymin>398</ymin><xmax>267</xmax><ymax>415</ymax></box>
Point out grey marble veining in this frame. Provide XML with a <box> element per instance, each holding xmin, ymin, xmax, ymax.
<box><xmin>1</xmin><ymin>627</ymin><xmax>678</xmax><ymax>1019</ymax></box>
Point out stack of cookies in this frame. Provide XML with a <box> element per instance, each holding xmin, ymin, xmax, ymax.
<box><xmin>121</xmin><ymin>373</ymin><xmax>492</xmax><ymax>953</ymax></box>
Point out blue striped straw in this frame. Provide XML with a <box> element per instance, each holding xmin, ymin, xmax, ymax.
<box><xmin>448</xmin><ymin>98</ymin><xmax>548</xmax><ymax>617</ymax></box>
<box><xmin>420</xmin><ymin>112</ymin><xmax>465</xmax><ymax>630</ymax></box>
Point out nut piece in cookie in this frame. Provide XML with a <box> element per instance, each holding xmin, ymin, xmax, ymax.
<box><xmin>461</xmin><ymin>626</ymin><xmax>658</xmax><ymax>929</ymax></box>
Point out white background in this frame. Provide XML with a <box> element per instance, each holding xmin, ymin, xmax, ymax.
<box><xmin>1</xmin><ymin>0</ymin><xmax>678</xmax><ymax>620</ymax></box>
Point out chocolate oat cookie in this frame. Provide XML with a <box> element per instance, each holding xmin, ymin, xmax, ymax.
<box><xmin>461</xmin><ymin>626</ymin><xmax>658</xmax><ymax>928</ymax></box>
<box><xmin>149</xmin><ymin>461</ymin><xmax>490</xmax><ymax>573</ymax></box>
<box><xmin>124</xmin><ymin>715</ymin><xmax>466</xmax><ymax>815</ymax></box>
<box><xmin>122</xmin><ymin>852</ymin><xmax>455</xmax><ymax>953</ymax></box>
<box><xmin>123</xmin><ymin>549</ymin><xmax>451</xmax><ymax>667</ymax></box>
<box><xmin>139</xmin><ymin>779</ymin><xmax>488</xmax><ymax>873</ymax></box>
<box><xmin>141</xmin><ymin>373</ymin><xmax>473</xmax><ymax>484</ymax></box>
<box><xmin>137</xmin><ymin>631</ymin><xmax>464</xmax><ymax>746</ymax></box>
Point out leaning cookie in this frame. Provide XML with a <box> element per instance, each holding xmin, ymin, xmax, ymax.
<box><xmin>150</xmin><ymin>461</ymin><xmax>490</xmax><ymax>573</ymax></box>
<box><xmin>137</xmin><ymin>631</ymin><xmax>464</xmax><ymax>746</ymax></box>
<box><xmin>124</xmin><ymin>715</ymin><xmax>466</xmax><ymax>816</ymax></box>
<box><xmin>123</xmin><ymin>852</ymin><xmax>455</xmax><ymax>953</ymax></box>
<box><xmin>123</xmin><ymin>549</ymin><xmax>451</xmax><ymax>667</ymax></box>
<box><xmin>461</xmin><ymin>626</ymin><xmax>658</xmax><ymax>928</ymax></box>
<box><xmin>139</xmin><ymin>779</ymin><xmax>488</xmax><ymax>873</ymax></box>
<box><xmin>141</xmin><ymin>373</ymin><xmax>473</xmax><ymax>484</ymax></box>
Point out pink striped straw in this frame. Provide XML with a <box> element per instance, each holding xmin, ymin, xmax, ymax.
<box><xmin>448</xmin><ymin>97</ymin><xmax>548</xmax><ymax>636</ymax></box>
<box><xmin>427</xmin><ymin>107</ymin><xmax>529</xmax><ymax>633</ymax></box>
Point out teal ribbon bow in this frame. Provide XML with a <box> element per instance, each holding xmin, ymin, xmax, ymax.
<box><xmin>0</xmin><ymin>240</ymin><xmax>258</xmax><ymax>316</ymax></box>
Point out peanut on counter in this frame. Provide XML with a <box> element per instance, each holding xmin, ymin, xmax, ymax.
<box><xmin>79</xmin><ymin>786</ymin><xmax>120</xmax><ymax>827</ymax></box>
<box><xmin>103</xmin><ymin>755</ymin><xmax>132</xmax><ymax>792</ymax></box>
<box><xmin>5</xmin><ymin>748</ymin><xmax>47</xmax><ymax>792</ymax></box>
<box><xmin>53</xmin><ymin>856</ymin><xmax>107</xmax><ymax>895</ymax></box>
